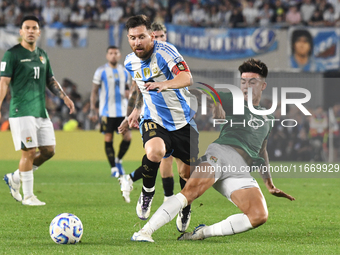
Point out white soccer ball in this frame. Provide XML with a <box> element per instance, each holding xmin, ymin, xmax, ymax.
<box><xmin>49</xmin><ymin>213</ymin><xmax>83</xmax><ymax>244</ymax></box>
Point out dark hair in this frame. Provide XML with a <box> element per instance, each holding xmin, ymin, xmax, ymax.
<box><xmin>238</xmin><ymin>58</ymin><xmax>268</xmax><ymax>78</ymax></box>
<box><xmin>20</xmin><ymin>15</ymin><xmax>40</xmax><ymax>28</ymax></box>
<box><xmin>106</xmin><ymin>45</ymin><xmax>119</xmax><ymax>52</ymax></box>
<box><xmin>126</xmin><ymin>15</ymin><xmax>151</xmax><ymax>31</ymax></box>
<box><xmin>291</xmin><ymin>29</ymin><xmax>313</xmax><ymax>56</ymax></box>
<box><xmin>151</xmin><ymin>22</ymin><xmax>166</xmax><ymax>33</ymax></box>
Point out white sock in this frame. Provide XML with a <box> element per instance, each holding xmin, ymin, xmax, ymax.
<box><xmin>143</xmin><ymin>186</ymin><xmax>155</xmax><ymax>193</ymax></box>
<box><xmin>203</xmin><ymin>214</ymin><xmax>253</xmax><ymax>238</ymax></box>
<box><xmin>20</xmin><ymin>170</ymin><xmax>34</xmax><ymax>199</ymax></box>
<box><xmin>12</xmin><ymin>169</ymin><xmax>20</xmax><ymax>184</ymax></box>
<box><xmin>13</xmin><ymin>165</ymin><xmax>38</xmax><ymax>184</ymax></box>
<box><xmin>142</xmin><ymin>193</ymin><xmax>188</xmax><ymax>235</ymax></box>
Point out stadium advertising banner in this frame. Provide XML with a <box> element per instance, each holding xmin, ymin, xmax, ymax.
<box><xmin>165</xmin><ymin>24</ymin><xmax>277</xmax><ymax>59</ymax></box>
<box><xmin>0</xmin><ymin>28</ymin><xmax>20</xmax><ymax>50</ymax></box>
<box><xmin>45</xmin><ymin>27</ymin><xmax>88</xmax><ymax>48</ymax></box>
<box><xmin>288</xmin><ymin>27</ymin><xmax>340</xmax><ymax>72</ymax></box>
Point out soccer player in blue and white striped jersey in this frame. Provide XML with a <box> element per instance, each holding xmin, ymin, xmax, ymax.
<box><xmin>90</xmin><ymin>46</ymin><xmax>132</xmax><ymax>177</ymax></box>
<box><xmin>123</xmin><ymin>15</ymin><xmax>199</xmax><ymax>224</ymax></box>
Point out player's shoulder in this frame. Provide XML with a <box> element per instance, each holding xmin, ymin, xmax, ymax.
<box><xmin>124</xmin><ymin>52</ymin><xmax>137</xmax><ymax>64</ymax></box>
<box><xmin>257</xmin><ymin>105</ymin><xmax>275</xmax><ymax>120</ymax></box>
<box><xmin>154</xmin><ymin>41</ymin><xmax>182</xmax><ymax>62</ymax></box>
<box><xmin>94</xmin><ymin>63</ymin><xmax>107</xmax><ymax>73</ymax></box>
<box><xmin>154</xmin><ymin>41</ymin><xmax>178</xmax><ymax>53</ymax></box>
<box><xmin>36</xmin><ymin>46</ymin><xmax>49</xmax><ymax>56</ymax></box>
<box><xmin>266</xmin><ymin>113</ymin><xmax>275</xmax><ymax>120</ymax></box>
<box><xmin>97</xmin><ymin>63</ymin><xmax>108</xmax><ymax>70</ymax></box>
<box><xmin>5</xmin><ymin>44</ymin><xmax>22</xmax><ymax>54</ymax></box>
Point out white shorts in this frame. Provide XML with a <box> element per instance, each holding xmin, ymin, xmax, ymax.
<box><xmin>201</xmin><ymin>143</ymin><xmax>260</xmax><ymax>202</ymax></box>
<box><xmin>9</xmin><ymin>116</ymin><xmax>56</xmax><ymax>151</ymax></box>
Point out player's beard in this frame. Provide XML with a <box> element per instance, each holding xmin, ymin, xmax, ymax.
<box><xmin>110</xmin><ymin>60</ymin><xmax>117</xmax><ymax>67</ymax></box>
<box><xmin>134</xmin><ymin>43</ymin><xmax>153</xmax><ymax>60</ymax></box>
<box><xmin>24</xmin><ymin>35</ymin><xmax>37</xmax><ymax>45</ymax></box>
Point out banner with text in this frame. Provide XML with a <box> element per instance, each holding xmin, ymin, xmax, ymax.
<box><xmin>45</xmin><ymin>27</ymin><xmax>88</xmax><ymax>48</ymax></box>
<box><xmin>165</xmin><ymin>24</ymin><xmax>278</xmax><ymax>59</ymax></box>
<box><xmin>288</xmin><ymin>27</ymin><xmax>340</xmax><ymax>72</ymax></box>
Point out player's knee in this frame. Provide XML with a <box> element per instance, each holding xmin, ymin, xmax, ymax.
<box><xmin>146</xmin><ymin>149</ymin><xmax>164</xmax><ymax>162</ymax></box>
<box><xmin>42</xmin><ymin>147</ymin><xmax>55</xmax><ymax>159</ymax></box>
<box><xmin>25</xmin><ymin>149</ymin><xmax>36</xmax><ymax>160</ymax></box>
<box><xmin>178</xmin><ymin>170</ymin><xmax>189</xmax><ymax>180</ymax></box>
<box><xmin>123</xmin><ymin>131</ymin><xmax>132</xmax><ymax>141</ymax></box>
<box><xmin>248</xmin><ymin>209</ymin><xmax>268</xmax><ymax>227</ymax></box>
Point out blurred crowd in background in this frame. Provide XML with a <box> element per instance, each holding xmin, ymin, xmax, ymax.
<box><xmin>2</xmin><ymin>0</ymin><xmax>340</xmax><ymax>28</ymax></box>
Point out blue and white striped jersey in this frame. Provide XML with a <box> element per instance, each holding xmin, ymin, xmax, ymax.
<box><xmin>93</xmin><ymin>63</ymin><xmax>130</xmax><ymax>118</ymax></box>
<box><xmin>124</xmin><ymin>41</ymin><xmax>197</xmax><ymax>131</ymax></box>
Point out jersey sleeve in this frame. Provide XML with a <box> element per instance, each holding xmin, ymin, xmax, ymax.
<box><xmin>45</xmin><ymin>54</ymin><xmax>54</xmax><ymax>79</ymax></box>
<box><xmin>158</xmin><ymin>42</ymin><xmax>185</xmax><ymax>72</ymax></box>
<box><xmin>1</xmin><ymin>50</ymin><xmax>15</xmax><ymax>77</ymax></box>
<box><xmin>92</xmin><ymin>67</ymin><xmax>102</xmax><ymax>85</ymax></box>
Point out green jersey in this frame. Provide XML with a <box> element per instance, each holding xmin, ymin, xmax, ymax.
<box><xmin>1</xmin><ymin>44</ymin><xmax>53</xmax><ymax>118</ymax></box>
<box><xmin>213</xmin><ymin>92</ymin><xmax>274</xmax><ymax>166</ymax></box>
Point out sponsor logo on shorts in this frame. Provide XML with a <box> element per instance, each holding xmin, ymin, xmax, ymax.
<box><xmin>149</xmin><ymin>130</ymin><xmax>156</xmax><ymax>137</ymax></box>
<box><xmin>26</xmin><ymin>137</ymin><xmax>32</xmax><ymax>143</ymax></box>
<box><xmin>210</xmin><ymin>156</ymin><xmax>218</xmax><ymax>163</ymax></box>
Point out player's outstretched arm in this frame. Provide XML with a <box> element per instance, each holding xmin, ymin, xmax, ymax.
<box><xmin>47</xmin><ymin>76</ymin><xmax>75</xmax><ymax>114</ymax></box>
<box><xmin>259</xmin><ymin>140</ymin><xmax>295</xmax><ymax>201</ymax></box>
<box><xmin>0</xmin><ymin>77</ymin><xmax>10</xmax><ymax>120</ymax></box>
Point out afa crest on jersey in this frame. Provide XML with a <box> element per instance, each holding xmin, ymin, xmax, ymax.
<box><xmin>39</xmin><ymin>56</ymin><xmax>46</xmax><ymax>64</ymax></box>
<box><xmin>151</xmin><ymin>61</ymin><xmax>158</xmax><ymax>74</ymax></box>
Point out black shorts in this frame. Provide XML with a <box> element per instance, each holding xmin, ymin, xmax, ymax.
<box><xmin>100</xmin><ymin>117</ymin><xmax>125</xmax><ymax>133</ymax></box>
<box><xmin>141</xmin><ymin>120</ymin><xmax>199</xmax><ymax>165</ymax></box>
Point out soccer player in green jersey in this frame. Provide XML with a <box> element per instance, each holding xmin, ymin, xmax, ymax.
<box><xmin>131</xmin><ymin>58</ymin><xmax>295</xmax><ymax>242</ymax></box>
<box><xmin>0</xmin><ymin>15</ymin><xmax>75</xmax><ymax>206</ymax></box>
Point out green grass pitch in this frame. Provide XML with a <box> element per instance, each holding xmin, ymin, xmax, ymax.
<box><xmin>0</xmin><ymin>160</ymin><xmax>339</xmax><ymax>254</ymax></box>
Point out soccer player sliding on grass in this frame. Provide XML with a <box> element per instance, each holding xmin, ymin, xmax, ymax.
<box><xmin>131</xmin><ymin>58</ymin><xmax>295</xmax><ymax>242</ymax></box>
